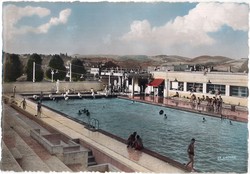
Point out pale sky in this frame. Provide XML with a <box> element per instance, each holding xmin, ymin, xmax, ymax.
<box><xmin>2</xmin><ymin>0</ymin><xmax>249</xmax><ymax>59</ymax></box>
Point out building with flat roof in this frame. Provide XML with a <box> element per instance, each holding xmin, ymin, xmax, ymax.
<box><xmin>148</xmin><ymin>70</ymin><xmax>248</xmax><ymax>107</ymax></box>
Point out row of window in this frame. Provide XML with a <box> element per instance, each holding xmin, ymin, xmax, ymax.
<box><xmin>170</xmin><ymin>81</ymin><xmax>248</xmax><ymax>97</ymax></box>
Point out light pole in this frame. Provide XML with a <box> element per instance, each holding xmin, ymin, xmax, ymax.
<box><xmin>166</xmin><ymin>71</ymin><xmax>169</xmax><ymax>105</ymax></box>
<box><xmin>108</xmin><ymin>73</ymin><xmax>111</xmax><ymax>94</ymax></box>
<box><xmin>51</xmin><ymin>69</ymin><xmax>54</xmax><ymax>82</ymax></box>
<box><xmin>33</xmin><ymin>62</ymin><xmax>36</xmax><ymax>82</ymax></box>
<box><xmin>69</xmin><ymin>63</ymin><xmax>72</xmax><ymax>82</ymax></box>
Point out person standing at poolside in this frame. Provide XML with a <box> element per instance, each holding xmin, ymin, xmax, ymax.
<box><xmin>218</xmin><ymin>96</ymin><xmax>223</xmax><ymax>113</ymax></box>
<box><xmin>13</xmin><ymin>86</ymin><xmax>16</xmax><ymax>98</ymax></box>
<box><xmin>37</xmin><ymin>101</ymin><xmax>42</xmax><ymax>117</ymax></box>
<box><xmin>20</xmin><ymin>98</ymin><xmax>27</xmax><ymax>110</ymax></box>
<box><xmin>186</xmin><ymin>138</ymin><xmax>196</xmax><ymax>171</ymax></box>
<box><xmin>39</xmin><ymin>91</ymin><xmax>44</xmax><ymax>103</ymax></box>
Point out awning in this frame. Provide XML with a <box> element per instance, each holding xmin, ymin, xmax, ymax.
<box><xmin>147</xmin><ymin>79</ymin><xmax>164</xmax><ymax>87</ymax></box>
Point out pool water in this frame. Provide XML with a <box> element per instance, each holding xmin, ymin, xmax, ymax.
<box><xmin>43</xmin><ymin>98</ymin><xmax>248</xmax><ymax>173</ymax></box>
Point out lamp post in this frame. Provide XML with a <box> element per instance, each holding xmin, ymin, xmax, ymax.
<box><xmin>69</xmin><ymin>63</ymin><xmax>72</xmax><ymax>82</ymax></box>
<box><xmin>51</xmin><ymin>69</ymin><xmax>54</xmax><ymax>82</ymax></box>
<box><xmin>166</xmin><ymin>70</ymin><xmax>169</xmax><ymax>105</ymax></box>
<box><xmin>108</xmin><ymin>73</ymin><xmax>111</xmax><ymax>94</ymax></box>
<box><xmin>33</xmin><ymin>62</ymin><xmax>36</xmax><ymax>82</ymax></box>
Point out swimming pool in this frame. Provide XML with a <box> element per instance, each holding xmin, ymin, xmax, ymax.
<box><xmin>42</xmin><ymin>98</ymin><xmax>248</xmax><ymax>173</ymax></box>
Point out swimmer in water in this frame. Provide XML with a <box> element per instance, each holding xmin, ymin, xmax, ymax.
<box><xmin>164</xmin><ymin>114</ymin><xmax>167</xmax><ymax>119</ymax></box>
<box><xmin>202</xmin><ymin>117</ymin><xmax>206</xmax><ymax>122</ymax></box>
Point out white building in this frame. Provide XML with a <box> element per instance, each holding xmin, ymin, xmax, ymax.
<box><xmin>149</xmin><ymin>71</ymin><xmax>248</xmax><ymax>107</ymax></box>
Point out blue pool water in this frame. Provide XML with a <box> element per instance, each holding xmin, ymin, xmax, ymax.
<box><xmin>43</xmin><ymin>98</ymin><xmax>248</xmax><ymax>173</ymax></box>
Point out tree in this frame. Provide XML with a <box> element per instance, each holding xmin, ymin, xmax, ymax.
<box><xmin>3</xmin><ymin>53</ymin><xmax>23</xmax><ymax>82</ymax></box>
<box><xmin>26</xmin><ymin>53</ymin><xmax>44</xmax><ymax>81</ymax></box>
<box><xmin>46</xmin><ymin>54</ymin><xmax>66</xmax><ymax>80</ymax></box>
<box><xmin>71</xmin><ymin>58</ymin><xmax>86</xmax><ymax>81</ymax></box>
<box><xmin>103</xmin><ymin>61</ymin><xmax>119</xmax><ymax>69</ymax></box>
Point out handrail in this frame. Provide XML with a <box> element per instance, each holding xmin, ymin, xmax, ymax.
<box><xmin>87</xmin><ymin>117</ymin><xmax>99</xmax><ymax>130</ymax></box>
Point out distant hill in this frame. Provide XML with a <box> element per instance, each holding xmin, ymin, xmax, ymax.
<box><xmin>215</xmin><ymin>58</ymin><xmax>248</xmax><ymax>72</ymax></box>
<box><xmin>117</xmin><ymin>55</ymin><xmax>150</xmax><ymax>61</ymax></box>
<box><xmin>17</xmin><ymin>53</ymin><xmax>247</xmax><ymax>72</ymax></box>
<box><xmin>150</xmin><ymin>55</ymin><xmax>190</xmax><ymax>64</ymax></box>
<box><xmin>188</xmin><ymin>55</ymin><xmax>233</xmax><ymax>64</ymax></box>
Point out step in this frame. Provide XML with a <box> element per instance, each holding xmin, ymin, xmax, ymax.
<box><xmin>88</xmin><ymin>161</ymin><xmax>98</xmax><ymax>166</ymax></box>
<box><xmin>88</xmin><ymin>150</ymin><xmax>93</xmax><ymax>156</ymax></box>
<box><xmin>87</xmin><ymin>150</ymin><xmax>97</xmax><ymax>166</ymax></box>
<box><xmin>3</xmin><ymin>122</ymin><xmax>51</xmax><ymax>172</ymax></box>
<box><xmin>9</xmin><ymin>147</ymin><xmax>23</xmax><ymax>165</ymax></box>
<box><xmin>88</xmin><ymin>155</ymin><xmax>96</xmax><ymax>163</ymax></box>
<box><xmin>5</xmin><ymin>104</ymin><xmax>49</xmax><ymax>134</ymax></box>
<box><xmin>3</xmin><ymin>105</ymin><xmax>73</xmax><ymax>172</ymax></box>
<box><xmin>44</xmin><ymin>156</ymin><xmax>72</xmax><ymax>172</ymax></box>
<box><xmin>5</xmin><ymin>104</ymin><xmax>98</xmax><ymax>171</ymax></box>
<box><xmin>1</xmin><ymin>141</ymin><xmax>23</xmax><ymax>172</ymax></box>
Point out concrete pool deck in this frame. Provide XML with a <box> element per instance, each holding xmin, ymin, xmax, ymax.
<box><xmin>2</xmin><ymin>94</ymin><xmax>188</xmax><ymax>173</ymax></box>
<box><xmin>122</xmin><ymin>95</ymin><xmax>248</xmax><ymax>123</ymax></box>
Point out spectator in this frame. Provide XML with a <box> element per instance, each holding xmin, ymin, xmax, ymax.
<box><xmin>127</xmin><ymin>132</ymin><xmax>137</xmax><ymax>148</ymax></box>
<box><xmin>20</xmin><ymin>98</ymin><xmax>27</xmax><ymax>110</ymax></box>
<box><xmin>134</xmin><ymin>135</ymin><xmax>144</xmax><ymax>150</ymax></box>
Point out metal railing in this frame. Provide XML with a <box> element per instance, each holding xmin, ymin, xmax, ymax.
<box><xmin>87</xmin><ymin>117</ymin><xmax>99</xmax><ymax>130</ymax></box>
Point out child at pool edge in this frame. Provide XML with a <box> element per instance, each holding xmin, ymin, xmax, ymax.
<box><xmin>127</xmin><ymin>132</ymin><xmax>137</xmax><ymax>148</ymax></box>
<box><xmin>186</xmin><ymin>138</ymin><xmax>195</xmax><ymax>171</ymax></box>
<box><xmin>134</xmin><ymin>135</ymin><xmax>144</xmax><ymax>150</ymax></box>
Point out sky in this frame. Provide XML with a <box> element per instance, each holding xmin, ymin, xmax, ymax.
<box><xmin>2</xmin><ymin>0</ymin><xmax>249</xmax><ymax>59</ymax></box>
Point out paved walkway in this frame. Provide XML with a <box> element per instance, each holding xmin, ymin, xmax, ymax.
<box><xmin>123</xmin><ymin>95</ymin><xmax>248</xmax><ymax>122</ymax></box>
<box><xmin>2</xmin><ymin>94</ymin><xmax>187</xmax><ymax>173</ymax></box>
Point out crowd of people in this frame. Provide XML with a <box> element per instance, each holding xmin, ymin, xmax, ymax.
<box><xmin>190</xmin><ymin>94</ymin><xmax>223</xmax><ymax>113</ymax></box>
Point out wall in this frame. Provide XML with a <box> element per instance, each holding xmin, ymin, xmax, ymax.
<box><xmin>30</xmin><ymin>129</ymin><xmax>63</xmax><ymax>154</ymax></box>
<box><xmin>43</xmin><ymin>134</ymin><xmax>62</xmax><ymax>145</ymax></box>
<box><xmin>63</xmin><ymin>151</ymin><xmax>88</xmax><ymax>165</ymax></box>
<box><xmin>30</xmin><ymin>129</ymin><xmax>88</xmax><ymax>166</ymax></box>
<box><xmin>88</xmin><ymin>163</ymin><xmax>121</xmax><ymax>172</ymax></box>
<box><xmin>3</xmin><ymin>81</ymin><xmax>104</xmax><ymax>93</ymax></box>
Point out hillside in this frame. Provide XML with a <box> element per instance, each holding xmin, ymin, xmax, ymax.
<box><xmin>17</xmin><ymin>54</ymin><xmax>247</xmax><ymax>72</ymax></box>
<box><xmin>188</xmin><ymin>55</ymin><xmax>233</xmax><ymax>64</ymax></box>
